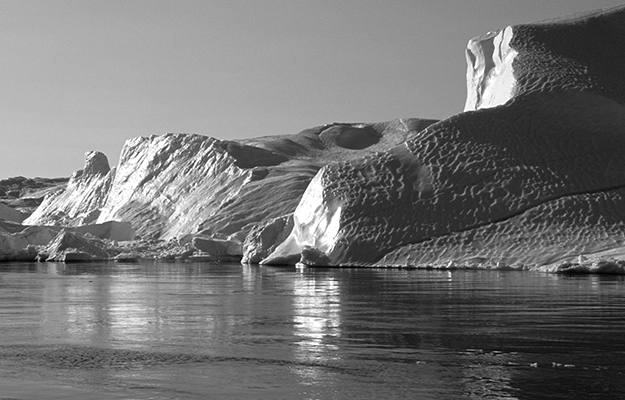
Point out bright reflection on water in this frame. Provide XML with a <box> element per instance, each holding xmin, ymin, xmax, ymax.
<box><xmin>292</xmin><ymin>272</ymin><xmax>342</xmax><ymax>389</ymax></box>
<box><xmin>0</xmin><ymin>262</ymin><xmax>625</xmax><ymax>399</ymax></box>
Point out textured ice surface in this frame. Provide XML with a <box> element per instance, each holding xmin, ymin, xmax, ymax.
<box><xmin>264</xmin><ymin>6</ymin><xmax>625</xmax><ymax>268</ymax></box>
<box><xmin>18</xmin><ymin>6</ymin><xmax>625</xmax><ymax>269</ymax></box>
<box><xmin>24</xmin><ymin>151</ymin><xmax>114</xmax><ymax>227</ymax></box>
<box><xmin>23</xmin><ymin>120</ymin><xmax>435</xmax><ymax>242</ymax></box>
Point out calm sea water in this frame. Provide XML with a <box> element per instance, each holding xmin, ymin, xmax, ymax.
<box><xmin>0</xmin><ymin>262</ymin><xmax>624</xmax><ymax>399</ymax></box>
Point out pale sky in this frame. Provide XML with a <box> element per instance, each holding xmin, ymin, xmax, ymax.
<box><xmin>2</xmin><ymin>0</ymin><xmax>624</xmax><ymax>178</ymax></box>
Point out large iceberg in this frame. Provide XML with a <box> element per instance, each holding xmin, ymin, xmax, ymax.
<box><xmin>15</xmin><ymin>5</ymin><xmax>625</xmax><ymax>270</ymax></box>
<box><xmin>263</xmin><ymin>6</ymin><xmax>625</xmax><ymax>267</ymax></box>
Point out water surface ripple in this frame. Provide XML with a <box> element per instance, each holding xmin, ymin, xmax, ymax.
<box><xmin>0</xmin><ymin>263</ymin><xmax>624</xmax><ymax>399</ymax></box>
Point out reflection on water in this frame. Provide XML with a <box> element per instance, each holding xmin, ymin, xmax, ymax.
<box><xmin>0</xmin><ymin>263</ymin><xmax>624</xmax><ymax>399</ymax></box>
<box><xmin>292</xmin><ymin>272</ymin><xmax>342</xmax><ymax>387</ymax></box>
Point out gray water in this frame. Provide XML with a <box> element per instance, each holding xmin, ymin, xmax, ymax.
<box><xmin>0</xmin><ymin>263</ymin><xmax>624</xmax><ymax>399</ymax></box>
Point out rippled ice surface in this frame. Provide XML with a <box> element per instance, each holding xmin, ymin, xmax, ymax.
<box><xmin>1</xmin><ymin>263</ymin><xmax>625</xmax><ymax>399</ymax></box>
